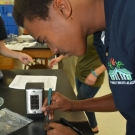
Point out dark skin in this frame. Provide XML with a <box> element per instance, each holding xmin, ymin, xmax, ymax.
<box><xmin>22</xmin><ymin>0</ymin><xmax>117</xmax><ymax>134</ymax></box>
<box><xmin>44</xmin><ymin>122</ymin><xmax>78</xmax><ymax>135</ymax></box>
<box><xmin>24</xmin><ymin>0</ymin><xmax>106</xmax><ymax>56</ymax></box>
<box><xmin>42</xmin><ymin>92</ymin><xmax>117</xmax><ymax>134</ymax></box>
<box><xmin>42</xmin><ymin>92</ymin><xmax>117</xmax><ymax>119</ymax></box>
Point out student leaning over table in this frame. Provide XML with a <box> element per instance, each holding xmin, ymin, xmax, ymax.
<box><xmin>0</xmin><ymin>16</ymin><xmax>33</xmax><ymax>65</ymax></box>
<box><xmin>49</xmin><ymin>35</ymin><xmax>106</xmax><ymax>134</ymax></box>
<box><xmin>13</xmin><ymin>0</ymin><xmax>135</xmax><ymax>134</ymax></box>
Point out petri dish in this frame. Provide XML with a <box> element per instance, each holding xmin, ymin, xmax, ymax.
<box><xmin>0</xmin><ymin>97</ymin><xmax>4</xmax><ymax>106</ymax></box>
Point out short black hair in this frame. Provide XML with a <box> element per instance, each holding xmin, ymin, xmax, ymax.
<box><xmin>13</xmin><ymin>0</ymin><xmax>53</xmax><ymax>27</ymax></box>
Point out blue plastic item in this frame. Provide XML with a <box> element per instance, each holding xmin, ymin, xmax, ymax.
<box><xmin>0</xmin><ymin>4</ymin><xmax>18</xmax><ymax>35</ymax></box>
<box><xmin>5</xmin><ymin>25</ymin><xmax>18</xmax><ymax>35</ymax></box>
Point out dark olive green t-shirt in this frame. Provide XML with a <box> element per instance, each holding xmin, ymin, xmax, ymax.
<box><xmin>75</xmin><ymin>35</ymin><xmax>105</xmax><ymax>87</ymax></box>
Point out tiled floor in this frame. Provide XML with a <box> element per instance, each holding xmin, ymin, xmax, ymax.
<box><xmin>14</xmin><ymin>59</ymin><xmax>126</xmax><ymax>135</ymax></box>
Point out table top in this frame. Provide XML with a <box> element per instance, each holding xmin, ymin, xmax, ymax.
<box><xmin>22</xmin><ymin>44</ymin><xmax>54</xmax><ymax>59</ymax></box>
<box><xmin>23</xmin><ymin>43</ymin><xmax>49</xmax><ymax>49</ymax></box>
<box><xmin>0</xmin><ymin>69</ymin><xmax>93</xmax><ymax>135</ymax></box>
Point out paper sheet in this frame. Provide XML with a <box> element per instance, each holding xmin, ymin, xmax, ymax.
<box><xmin>5</xmin><ymin>42</ymin><xmax>37</xmax><ymax>51</ymax></box>
<box><xmin>9</xmin><ymin>75</ymin><xmax>57</xmax><ymax>91</ymax></box>
<box><xmin>18</xmin><ymin>35</ymin><xmax>35</xmax><ymax>41</ymax></box>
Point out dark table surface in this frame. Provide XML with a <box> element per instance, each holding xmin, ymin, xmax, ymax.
<box><xmin>0</xmin><ymin>69</ymin><xmax>93</xmax><ymax>135</ymax></box>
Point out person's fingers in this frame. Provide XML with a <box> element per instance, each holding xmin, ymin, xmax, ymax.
<box><xmin>42</xmin><ymin>96</ymin><xmax>48</xmax><ymax>107</ymax></box>
<box><xmin>47</xmin><ymin>122</ymin><xmax>61</xmax><ymax>129</ymax></box>
<box><xmin>42</xmin><ymin>92</ymin><xmax>59</xmax><ymax>111</ymax></box>
<box><xmin>49</xmin><ymin>102</ymin><xmax>55</xmax><ymax>119</ymax></box>
<box><xmin>24</xmin><ymin>58</ymin><xmax>30</xmax><ymax>65</ymax></box>
<box><xmin>50</xmin><ymin>59</ymin><xmax>55</xmax><ymax>65</ymax></box>
<box><xmin>19</xmin><ymin>53</ymin><xmax>33</xmax><ymax>64</ymax></box>
<box><xmin>24</xmin><ymin>55</ymin><xmax>33</xmax><ymax>63</ymax></box>
<box><xmin>49</xmin><ymin>110</ymin><xmax>54</xmax><ymax>120</ymax></box>
<box><xmin>42</xmin><ymin>92</ymin><xmax>71</xmax><ymax>115</ymax></box>
<box><xmin>42</xmin><ymin>98</ymin><xmax>54</xmax><ymax>118</ymax></box>
<box><xmin>27</xmin><ymin>57</ymin><xmax>33</xmax><ymax>63</ymax></box>
<box><xmin>42</xmin><ymin>97</ymin><xmax>48</xmax><ymax>114</ymax></box>
<box><xmin>85</xmin><ymin>79</ymin><xmax>95</xmax><ymax>86</ymax></box>
<box><xmin>27</xmin><ymin>59</ymin><xmax>33</xmax><ymax>64</ymax></box>
<box><xmin>84</xmin><ymin>78</ymin><xmax>89</xmax><ymax>85</ymax></box>
<box><xmin>49</xmin><ymin>63</ymin><xmax>52</xmax><ymax>68</ymax></box>
<box><xmin>42</xmin><ymin>104</ymin><xmax>60</xmax><ymax>113</ymax></box>
<box><xmin>22</xmin><ymin>59</ymin><xmax>28</xmax><ymax>65</ymax></box>
<box><xmin>43</xmin><ymin>123</ymin><xmax>50</xmax><ymax>131</ymax></box>
<box><xmin>50</xmin><ymin>63</ymin><xmax>54</xmax><ymax>68</ymax></box>
<box><xmin>49</xmin><ymin>60</ymin><xmax>56</xmax><ymax>68</ymax></box>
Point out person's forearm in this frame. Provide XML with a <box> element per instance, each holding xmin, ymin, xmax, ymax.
<box><xmin>94</xmin><ymin>64</ymin><xmax>106</xmax><ymax>76</ymax></box>
<box><xmin>0</xmin><ymin>40</ymin><xmax>19</xmax><ymax>59</ymax></box>
<box><xmin>1</xmin><ymin>47</ymin><xmax>19</xmax><ymax>59</ymax></box>
<box><xmin>71</xmin><ymin>93</ymin><xmax>117</xmax><ymax>112</ymax></box>
<box><xmin>59</xmin><ymin>55</ymin><xmax>68</xmax><ymax>60</ymax></box>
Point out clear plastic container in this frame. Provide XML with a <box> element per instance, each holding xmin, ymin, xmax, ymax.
<box><xmin>0</xmin><ymin>108</ymin><xmax>33</xmax><ymax>135</ymax></box>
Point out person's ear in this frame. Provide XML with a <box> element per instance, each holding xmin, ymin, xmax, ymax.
<box><xmin>53</xmin><ymin>0</ymin><xmax>72</xmax><ymax>18</ymax></box>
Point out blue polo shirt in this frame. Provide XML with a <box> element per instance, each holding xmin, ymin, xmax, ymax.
<box><xmin>94</xmin><ymin>0</ymin><xmax>135</xmax><ymax>134</ymax></box>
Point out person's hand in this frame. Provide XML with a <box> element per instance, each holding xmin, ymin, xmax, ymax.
<box><xmin>85</xmin><ymin>72</ymin><xmax>97</xmax><ymax>86</ymax></box>
<box><xmin>17</xmin><ymin>52</ymin><xmax>33</xmax><ymax>65</ymax></box>
<box><xmin>49</xmin><ymin>57</ymin><xmax>62</xmax><ymax>68</ymax></box>
<box><xmin>42</xmin><ymin>92</ymin><xmax>73</xmax><ymax>120</ymax></box>
<box><xmin>44</xmin><ymin>122</ymin><xmax>78</xmax><ymax>135</ymax></box>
